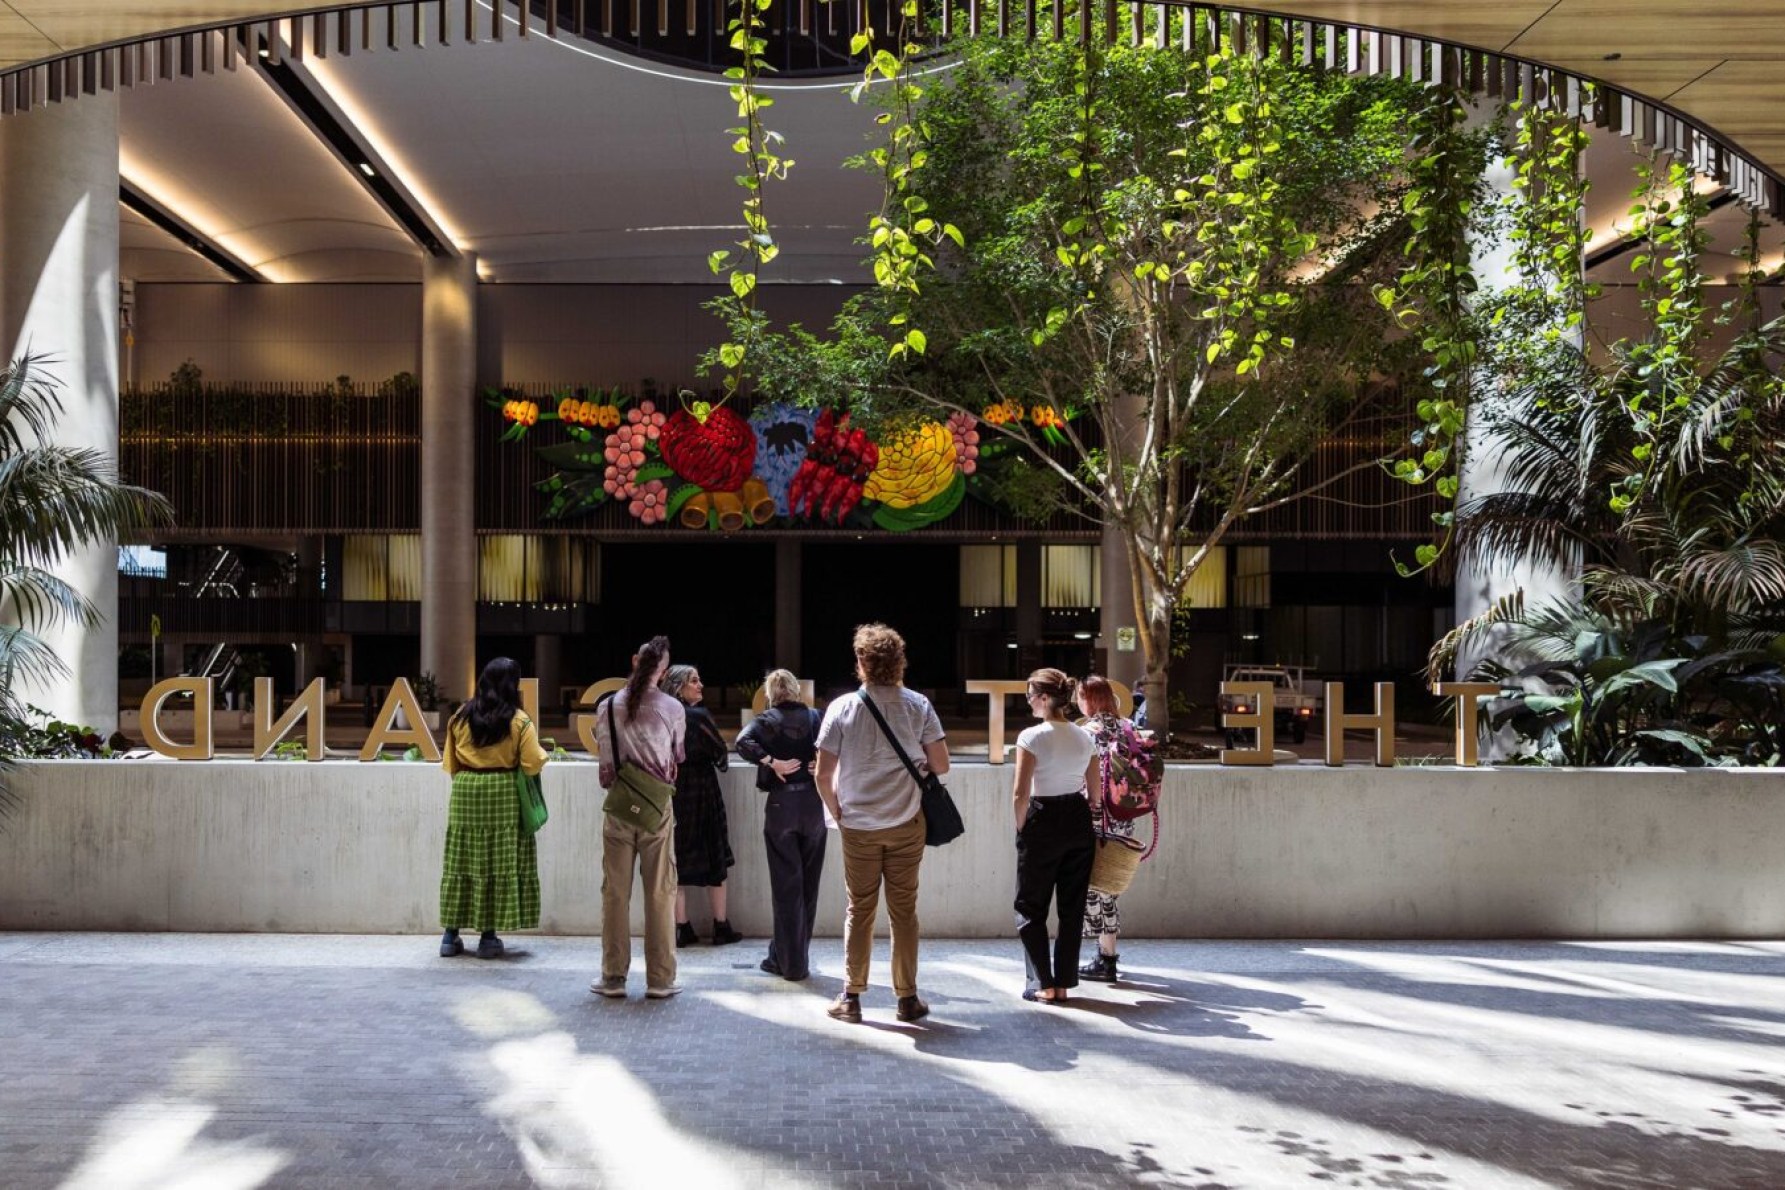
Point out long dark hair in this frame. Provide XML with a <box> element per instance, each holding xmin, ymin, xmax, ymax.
<box><xmin>625</xmin><ymin>636</ymin><xmax>671</xmax><ymax>715</ymax></box>
<box><xmin>455</xmin><ymin>657</ymin><xmax>522</xmax><ymax>748</ymax></box>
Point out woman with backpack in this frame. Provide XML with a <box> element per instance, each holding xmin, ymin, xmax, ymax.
<box><xmin>1075</xmin><ymin>674</ymin><xmax>1154</xmax><ymax>984</ymax></box>
<box><xmin>438</xmin><ymin>657</ymin><xmax>548</xmax><ymax>960</ymax></box>
<box><xmin>734</xmin><ymin>669</ymin><xmax>825</xmax><ymax>982</ymax></box>
<box><xmin>591</xmin><ymin>635</ymin><xmax>685</xmax><ymax>1000</ymax></box>
<box><xmin>1010</xmin><ymin>668</ymin><xmax>1101</xmax><ymax>1004</ymax></box>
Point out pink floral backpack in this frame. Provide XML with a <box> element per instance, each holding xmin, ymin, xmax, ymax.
<box><xmin>1094</xmin><ymin>715</ymin><xmax>1161</xmax><ymax>860</ymax></box>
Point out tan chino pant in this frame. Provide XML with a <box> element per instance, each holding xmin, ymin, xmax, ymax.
<box><xmin>839</xmin><ymin>810</ymin><xmax>926</xmax><ymax>998</ymax></box>
<box><xmin>602</xmin><ymin>810</ymin><xmax>678</xmax><ymax>989</ymax></box>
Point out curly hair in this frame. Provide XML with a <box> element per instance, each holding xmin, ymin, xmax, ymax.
<box><xmin>852</xmin><ymin>623</ymin><xmax>907</xmax><ymax>686</ymax></box>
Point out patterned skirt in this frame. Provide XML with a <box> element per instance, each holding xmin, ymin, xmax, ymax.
<box><xmin>440</xmin><ymin>770</ymin><xmax>541</xmax><ymax>932</ymax></box>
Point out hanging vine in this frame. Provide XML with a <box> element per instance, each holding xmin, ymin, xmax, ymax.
<box><xmin>848</xmin><ymin>0</ymin><xmax>959</xmax><ymax>359</ymax></box>
<box><xmin>1614</xmin><ymin>152</ymin><xmax>1711</xmax><ymax>513</ymax></box>
<box><xmin>708</xmin><ymin>0</ymin><xmax>793</xmax><ymax>398</ymax></box>
<box><xmin>1373</xmin><ymin>83</ymin><xmax>1486</xmax><ymax>574</ymax></box>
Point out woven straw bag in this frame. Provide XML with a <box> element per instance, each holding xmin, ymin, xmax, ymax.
<box><xmin>1088</xmin><ymin>834</ymin><xmax>1145</xmax><ymax>896</ymax></box>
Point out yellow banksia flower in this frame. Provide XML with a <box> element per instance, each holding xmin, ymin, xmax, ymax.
<box><xmin>863</xmin><ymin>420</ymin><xmax>957</xmax><ymax>509</ymax></box>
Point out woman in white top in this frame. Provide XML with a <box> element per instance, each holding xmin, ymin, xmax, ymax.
<box><xmin>1010</xmin><ymin>667</ymin><xmax>1101</xmax><ymax>1003</ymax></box>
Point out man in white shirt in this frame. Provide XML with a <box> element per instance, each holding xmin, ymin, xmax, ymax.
<box><xmin>814</xmin><ymin>623</ymin><xmax>949</xmax><ymax>1024</ymax></box>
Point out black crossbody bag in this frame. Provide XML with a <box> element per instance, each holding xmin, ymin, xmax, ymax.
<box><xmin>857</xmin><ymin>690</ymin><xmax>965</xmax><ymax>847</ymax></box>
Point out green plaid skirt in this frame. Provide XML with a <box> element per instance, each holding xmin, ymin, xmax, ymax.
<box><xmin>440</xmin><ymin>769</ymin><xmax>540</xmax><ymax>932</ymax></box>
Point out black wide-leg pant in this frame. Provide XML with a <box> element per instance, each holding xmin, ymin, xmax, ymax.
<box><xmin>762</xmin><ymin>783</ymin><xmax>827</xmax><ymax>980</ymax></box>
<box><xmin>1014</xmin><ymin>794</ymin><xmax>1096</xmax><ymax>991</ymax></box>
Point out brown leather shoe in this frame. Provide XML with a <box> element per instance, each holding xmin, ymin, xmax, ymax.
<box><xmin>896</xmin><ymin>995</ymin><xmax>930</xmax><ymax>1022</ymax></box>
<box><xmin>827</xmin><ymin>993</ymin><xmax>862</xmax><ymax>1023</ymax></box>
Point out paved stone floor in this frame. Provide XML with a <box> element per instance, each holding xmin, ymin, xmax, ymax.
<box><xmin>4</xmin><ymin>934</ymin><xmax>1784</xmax><ymax>1188</ymax></box>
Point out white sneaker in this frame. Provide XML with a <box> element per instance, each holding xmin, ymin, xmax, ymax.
<box><xmin>645</xmin><ymin>983</ymin><xmax>683</xmax><ymax>999</ymax></box>
<box><xmin>590</xmin><ymin>976</ymin><xmax>627</xmax><ymax>998</ymax></box>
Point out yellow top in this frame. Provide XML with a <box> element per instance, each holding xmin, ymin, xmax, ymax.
<box><xmin>442</xmin><ymin>713</ymin><xmax>548</xmax><ymax>777</ymax></box>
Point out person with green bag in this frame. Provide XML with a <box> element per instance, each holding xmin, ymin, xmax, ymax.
<box><xmin>439</xmin><ymin>657</ymin><xmax>548</xmax><ymax>960</ymax></box>
<box><xmin>592</xmin><ymin>635</ymin><xmax>685</xmax><ymax>999</ymax></box>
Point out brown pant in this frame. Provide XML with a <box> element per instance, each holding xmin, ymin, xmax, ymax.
<box><xmin>602</xmin><ymin>810</ymin><xmax>678</xmax><ymax>988</ymax></box>
<box><xmin>839</xmin><ymin>810</ymin><xmax>925</xmax><ymax>998</ymax></box>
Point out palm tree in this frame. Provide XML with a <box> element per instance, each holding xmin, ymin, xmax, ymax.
<box><xmin>1</xmin><ymin>353</ymin><xmax>174</xmax><ymax>812</ymax></box>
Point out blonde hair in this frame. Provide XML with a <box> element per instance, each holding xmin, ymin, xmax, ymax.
<box><xmin>853</xmin><ymin>623</ymin><xmax>907</xmax><ymax>686</ymax></box>
<box><xmin>763</xmin><ymin>668</ymin><xmax>804</xmax><ymax>706</ymax></box>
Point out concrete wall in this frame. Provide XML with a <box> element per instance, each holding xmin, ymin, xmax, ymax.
<box><xmin>3</xmin><ymin>760</ymin><xmax>1782</xmax><ymax>938</ymax></box>
<box><xmin>130</xmin><ymin>283</ymin><xmax>860</xmax><ymax>387</ymax></box>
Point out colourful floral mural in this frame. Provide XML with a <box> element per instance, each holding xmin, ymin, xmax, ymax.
<box><xmin>490</xmin><ymin>386</ymin><xmax>1046</xmax><ymax>532</ymax></box>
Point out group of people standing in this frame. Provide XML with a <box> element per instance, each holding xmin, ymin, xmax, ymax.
<box><xmin>434</xmin><ymin>625</ymin><xmax>1146</xmax><ymax>1018</ymax></box>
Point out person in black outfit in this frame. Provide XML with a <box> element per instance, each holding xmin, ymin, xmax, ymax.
<box><xmin>660</xmin><ymin>664</ymin><xmax>741</xmax><ymax>946</ymax></box>
<box><xmin>734</xmin><ymin>669</ymin><xmax>826</xmax><ymax>981</ymax></box>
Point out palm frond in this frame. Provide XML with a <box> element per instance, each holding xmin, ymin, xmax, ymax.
<box><xmin>0</xmin><ymin>448</ymin><xmax>173</xmax><ymax>564</ymax></box>
<box><xmin>1675</xmin><ymin>539</ymin><xmax>1785</xmax><ymax>613</ymax></box>
<box><xmin>1426</xmin><ymin>589</ymin><xmax>1524</xmax><ymax>687</ymax></box>
<box><xmin>0</xmin><ymin>626</ymin><xmax>71</xmax><ymax>713</ymax></box>
<box><xmin>0</xmin><ymin>563</ymin><xmax>101</xmax><ymax>631</ymax></box>
<box><xmin>0</xmin><ymin>353</ymin><xmax>66</xmax><ymax>455</ymax></box>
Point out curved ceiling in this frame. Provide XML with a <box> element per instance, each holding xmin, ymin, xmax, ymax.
<box><xmin>4</xmin><ymin>1</ymin><xmax>1785</xmax><ymax>178</ymax></box>
<box><xmin>115</xmin><ymin>25</ymin><xmax>884</xmax><ymax>283</ymax></box>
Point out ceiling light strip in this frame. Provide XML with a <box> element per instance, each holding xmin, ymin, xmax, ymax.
<box><xmin>119</xmin><ymin>179</ymin><xmax>267</xmax><ymax>283</ymax></box>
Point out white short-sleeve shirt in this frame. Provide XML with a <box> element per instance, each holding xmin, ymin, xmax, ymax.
<box><xmin>815</xmin><ymin>684</ymin><xmax>946</xmax><ymax>830</ymax></box>
<box><xmin>1016</xmin><ymin>720</ymin><xmax>1096</xmax><ymax>798</ymax></box>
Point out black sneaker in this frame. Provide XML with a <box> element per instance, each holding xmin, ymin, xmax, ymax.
<box><xmin>439</xmin><ymin>931</ymin><xmax>463</xmax><ymax>958</ymax></box>
<box><xmin>1078</xmin><ymin>953</ymin><xmax>1118</xmax><ymax>983</ymax></box>
<box><xmin>711</xmin><ymin>920</ymin><xmax>744</xmax><ymax>946</ymax></box>
<box><xmin>676</xmin><ymin>922</ymin><xmax>698</xmax><ymax>949</ymax></box>
<box><xmin>896</xmin><ymin>995</ymin><xmax>930</xmax><ymax>1023</ymax></box>
<box><xmin>827</xmin><ymin>993</ymin><xmax>862</xmax><ymax>1023</ymax></box>
<box><xmin>759</xmin><ymin>956</ymin><xmax>782</xmax><ymax>976</ymax></box>
<box><xmin>476</xmin><ymin>933</ymin><xmax>504</xmax><ymax>960</ymax></box>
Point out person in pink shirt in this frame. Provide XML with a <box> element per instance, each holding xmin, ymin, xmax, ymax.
<box><xmin>590</xmin><ymin>635</ymin><xmax>686</xmax><ymax>999</ymax></box>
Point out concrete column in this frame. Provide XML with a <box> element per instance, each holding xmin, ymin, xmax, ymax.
<box><xmin>1098</xmin><ymin>523</ymin><xmax>1138</xmax><ymax>683</ymax></box>
<box><xmin>534</xmin><ymin>634</ymin><xmax>562</xmax><ymax>712</ymax></box>
<box><xmin>0</xmin><ymin>95</ymin><xmax>121</xmax><ymax>732</ymax></box>
<box><xmin>774</xmin><ymin>539</ymin><xmax>801</xmax><ymax>672</ymax></box>
<box><xmin>420</xmin><ymin>253</ymin><xmax>478</xmax><ymax>701</ymax></box>
<box><xmin>1015</xmin><ymin>542</ymin><xmax>1042</xmax><ymax>675</ymax></box>
<box><xmin>1453</xmin><ymin>103</ymin><xmax>1575</xmax><ymax>652</ymax></box>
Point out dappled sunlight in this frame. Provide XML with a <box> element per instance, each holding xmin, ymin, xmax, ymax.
<box><xmin>57</xmin><ymin>1097</ymin><xmax>287</xmax><ymax>1190</ymax></box>
<box><xmin>453</xmin><ymin>988</ymin><xmax>826</xmax><ymax>1189</ymax></box>
<box><xmin>697</xmin><ymin>987</ymin><xmax>1539</xmax><ymax>1186</ymax></box>
<box><xmin>1240</xmin><ymin>978</ymin><xmax>1785</xmax><ymax>1153</ymax></box>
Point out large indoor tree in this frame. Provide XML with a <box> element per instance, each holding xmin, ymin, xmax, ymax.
<box><xmin>740</xmin><ymin>29</ymin><xmax>1432</xmax><ymax>732</ymax></box>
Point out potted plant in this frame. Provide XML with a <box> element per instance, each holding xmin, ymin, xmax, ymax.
<box><xmin>413</xmin><ymin>671</ymin><xmax>443</xmax><ymax>731</ymax></box>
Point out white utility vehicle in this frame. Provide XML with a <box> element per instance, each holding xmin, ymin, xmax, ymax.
<box><xmin>1218</xmin><ymin>664</ymin><xmax>1321</xmax><ymax>745</ymax></box>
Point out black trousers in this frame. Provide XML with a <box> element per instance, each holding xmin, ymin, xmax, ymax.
<box><xmin>1014</xmin><ymin>795</ymin><xmax>1095</xmax><ymax>991</ymax></box>
<box><xmin>762</xmin><ymin>783</ymin><xmax>827</xmax><ymax>980</ymax></box>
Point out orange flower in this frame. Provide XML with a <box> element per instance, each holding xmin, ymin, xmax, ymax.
<box><xmin>557</xmin><ymin>398</ymin><xmax>576</xmax><ymax>422</ymax></box>
<box><xmin>1031</xmin><ymin>404</ymin><xmax>1062</xmax><ymax>430</ymax></box>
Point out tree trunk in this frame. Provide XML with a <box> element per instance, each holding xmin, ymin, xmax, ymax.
<box><xmin>1129</xmin><ymin>538</ymin><xmax>1175</xmax><ymax>737</ymax></box>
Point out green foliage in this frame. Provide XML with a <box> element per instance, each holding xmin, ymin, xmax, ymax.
<box><xmin>716</xmin><ymin>29</ymin><xmax>1428</xmax><ymax>733</ymax></box>
<box><xmin>706</xmin><ymin>0</ymin><xmax>793</xmax><ymax>397</ymax></box>
<box><xmin>414</xmin><ymin>671</ymin><xmax>442</xmax><ymax>712</ymax></box>
<box><xmin>2</xmin><ymin>354</ymin><xmax>174</xmax><ymax>721</ymax></box>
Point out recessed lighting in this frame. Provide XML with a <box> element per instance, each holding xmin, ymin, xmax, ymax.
<box><xmin>258</xmin><ymin>48</ymin><xmax>271</xmax><ymax>59</ymax></box>
<box><xmin>1006</xmin><ymin>643</ymin><xmax>1019</xmax><ymax>650</ymax></box>
<box><xmin>1073</xmin><ymin>632</ymin><xmax>1092</xmax><ymax>640</ymax></box>
<box><xmin>1241</xmin><ymin>633</ymin><xmax>1261</xmax><ymax>641</ymax></box>
<box><xmin>358</xmin><ymin>163</ymin><xmax>376</xmax><ymax>177</ymax></box>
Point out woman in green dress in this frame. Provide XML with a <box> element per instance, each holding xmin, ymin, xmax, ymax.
<box><xmin>439</xmin><ymin>657</ymin><xmax>548</xmax><ymax>959</ymax></box>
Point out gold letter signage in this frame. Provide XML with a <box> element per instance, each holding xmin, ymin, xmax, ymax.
<box><xmin>1219</xmin><ymin>682</ymin><xmax>1276</xmax><ymax>766</ymax></box>
<box><xmin>359</xmin><ymin>677</ymin><xmax>442</xmax><ymax>763</ymax></box>
<box><xmin>142</xmin><ymin>676</ymin><xmax>215</xmax><ymax>760</ymax></box>
<box><xmin>253</xmin><ymin>677</ymin><xmax>326</xmax><ymax>760</ymax></box>
<box><xmin>1325</xmin><ymin>682</ymin><xmax>1397</xmax><ymax>767</ymax></box>
<box><xmin>1434</xmin><ymin>682</ymin><xmax>1499</xmax><ymax>767</ymax></box>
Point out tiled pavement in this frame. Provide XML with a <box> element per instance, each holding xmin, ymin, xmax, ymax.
<box><xmin>4</xmin><ymin>934</ymin><xmax>1785</xmax><ymax>1188</ymax></box>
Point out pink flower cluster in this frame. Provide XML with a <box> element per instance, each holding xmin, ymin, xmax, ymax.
<box><xmin>947</xmin><ymin>411</ymin><xmax>980</xmax><ymax>475</ymax></box>
<box><xmin>628</xmin><ymin>478</ymin><xmax>670</xmax><ymax>524</ymax></box>
<box><xmin>602</xmin><ymin>399</ymin><xmax>667</xmax><ymax>499</ymax></box>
